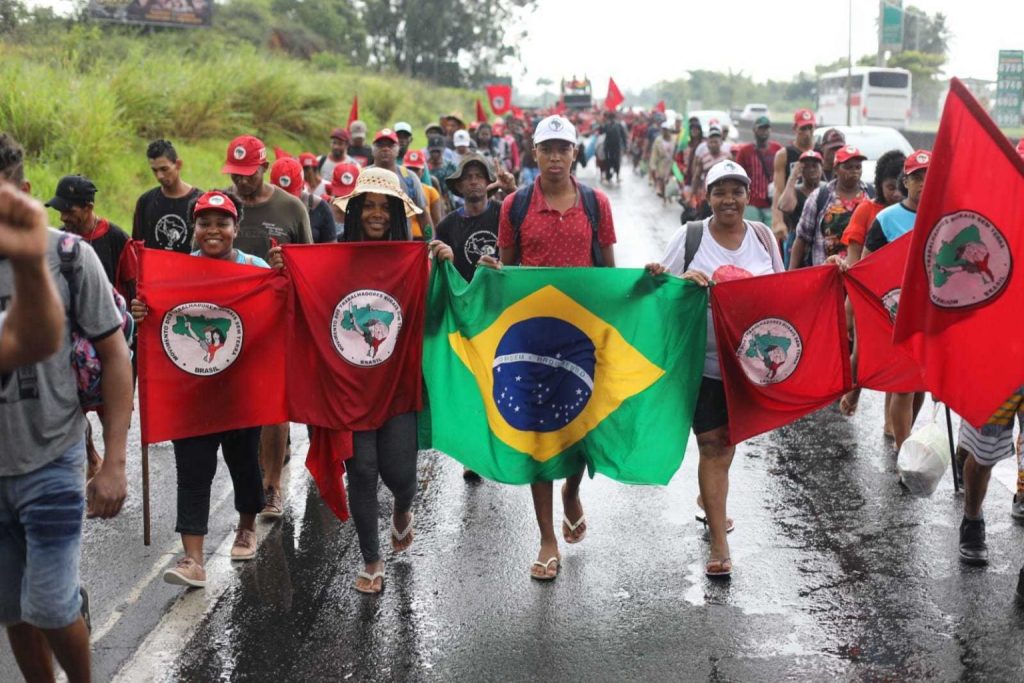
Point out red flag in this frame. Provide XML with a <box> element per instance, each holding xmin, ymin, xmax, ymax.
<box><xmin>306</xmin><ymin>427</ymin><xmax>353</xmax><ymax>521</ymax></box>
<box><xmin>282</xmin><ymin>242</ymin><xmax>427</xmax><ymax>431</ymax></box>
<box><xmin>272</xmin><ymin>146</ymin><xmax>292</xmax><ymax>161</ymax></box>
<box><xmin>475</xmin><ymin>98</ymin><xmax>487</xmax><ymax>123</ymax></box>
<box><xmin>554</xmin><ymin>96</ymin><xmax>566</xmax><ymax>115</ymax></box>
<box><xmin>511</xmin><ymin>106</ymin><xmax>524</xmax><ymax>120</ymax></box>
<box><xmin>845</xmin><ymin>233</ymin><xmax>924</xmax><ymax>392</ymax></box>
<box><xmin>137</xmin><ymin>250</ymin><xmax>288</xmax><ymax>444</ymax></box>
<box><xmin>893</xmin><ymin>78</ymin><xmax>1024</xmax><ymax>426</ymax></box>
<box><xmin>712</xmin><ymin>266</ymin><xmax>852</xmax><ymax>444</ymax></box>
<box><xmin>486</xmin><ymin>84</ymin><xmax>512</xmax><ymax>115</ymax></box>
<box><xmin>654</xmin><ymin>100</ymin><xmax>666</xmax><ymax>114</ymax></box>
<box><xmin>347</xmin><ymin>95</ymin><xmax>359</xmax><ymax>127</ymax></box>
<box><xmin>604</xmin><ymin>77</ymin><xmax>624</xmax><ymax>111</ymax></box>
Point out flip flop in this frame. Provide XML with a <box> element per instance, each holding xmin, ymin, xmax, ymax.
<box><xmin>705</xmin><ymin>558</ymin><xmax>732</xmax><ymax>579</ymax></box>
<box><xmin>695</xmin><ymin>514</ymin><xmax>735</xmax><ymax>534</ymax></box>
<box><xmin>839</xmin><ymin>393</ymin><xmax>859</xmax><ymax>417</ymax></box>
<box><xmin>391</xmin><ymin>512</ymin><xmax>414</xmax><ymax>552</ymax></box>
<box><xmin>354</xmin><ymin>569</ymin><xmax>385</xmax><ymax>594</ymax></box>
<box><xmin>530</xmin><ymin>556</ymin><xmax>560</xmax><ymax>581</ymax></box>
<box><xmin>562</xmin><ymin>514</ymin><xmax>587</xmax><ymax>544</ymax></box>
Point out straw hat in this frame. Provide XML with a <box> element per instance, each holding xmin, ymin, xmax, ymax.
<box><xmin>331</xmin><ymin>167</ymin><xmax>422</xmax><ymax>217</ymax></box>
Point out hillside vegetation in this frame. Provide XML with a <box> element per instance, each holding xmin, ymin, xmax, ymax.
<box><xmin>0</xmin><ymin>24</ymin><xmax>480</xmax><ymax>227</ymax></box>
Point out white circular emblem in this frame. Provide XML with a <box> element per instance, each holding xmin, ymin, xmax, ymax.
<box><xmin>340</xmin><ymin>171</ymin><xmax>354</xmax><ymax>185</ymax></box>
<box><xmin>916</xmin><ymin>153</ymin><xmax>929</xmax><ymax>164</ymax></box>
<box><xmin>801</xmin><ymin>111</ymin><xmax>812</xmax><ymax>120</ymax></box>
<box><xmin>494</xmin><ymin>96</ymin><xmax>506</xmax><ymax>109</ymax></box>
<box><xmin>279</xmin><ymin>175</ymin><xmax>292</xmax><ymax>188</ymax></box>
<box><xmin>464</xmin><ymin>230</ymin><xmax>497</xmax><ymax>264</ymax></box>
<box><xmin>737</xmin><ymin>318</ymin><xmax>803</xmax><ymax>385</ymax></box>
<box><xmin>550</xmin><ymin>119</ymin><xmax>563</xmax><ymax>131</ymax></box>
<box><xmin>207</xmin><ymin>194</ymin><xmax>225</xmax><ymax>206</ymax></box>
<box><xmin>154</xmin><ymin>214</ymin><xmax>188</xmax><ymax>250</ymax></box>
<box><xmin>161</xmin><ymin>303</ymin><xmax>243</xmax><ymax>376</ymax></box>
<box><xmin>845</xmin><ymin>146</ymin><xmax>856</xmax><ymax>154</ymax></box>
<box><xmin>233</xmin><ymin>145</ymin><xmax>247</xmax><ymax>161</ymax></box>
<box><xmin>925</xmin><ymin>210</ymin><xmax>1012</xmax><ymax>309</ymax></box>
<box><xmin>330</xmin><ymin>289</ymin><xmax>403</xmax><ymax>367</ymax></box>
<box><xmin>881</xmin><ymin>288</ymin><xmax>901</xmax><ymax>324</ymax></box>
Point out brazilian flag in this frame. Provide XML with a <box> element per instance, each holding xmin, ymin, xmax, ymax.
<box><xmin>421</xmin><ymin>262</ymin><xmax>707</xmax><ymax>485</ymax></box>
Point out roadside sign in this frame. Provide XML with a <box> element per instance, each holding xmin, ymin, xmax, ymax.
<box><xmin>880</xmin><ymin>0</ymin><xmax>904</xmax><ymax>52</ymax></box>
<box><xmin>996</xmin><ymin>50</ymin><xmax>1023</xmax><ymax>128</ymax></box>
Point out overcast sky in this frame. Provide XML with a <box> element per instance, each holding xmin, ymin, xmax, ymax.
<box><xmin>510</xmin><ymin>0</ymin><xmax>1023</xmax><ymax>96</ymax></box>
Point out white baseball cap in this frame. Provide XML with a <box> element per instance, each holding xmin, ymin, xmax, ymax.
<box><xmin>453</xmin><ymin>130</ymin><xmax>472</xmax><ymax>147</ymax></box>
<box><xmin>705</xmin><ymin>159</ymin><xmax>750</xmax><ymax>188</ymax></box>
<box><xmin>394</xmin><ymin>121</ymin><xmax>413</xmax><ymax>135</ymax></box>
<box><xmin>533</xmin><ymin>115</ymin><xmax>577</xmax><ymax>145</ymax></box>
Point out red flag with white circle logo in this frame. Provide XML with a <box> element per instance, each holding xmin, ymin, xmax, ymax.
<box><xmin>282</xmin><ymin>242</ymin><xmax>427</xmax><ymax>431</ymax></box>
<box><xmin>844</xmin><ymin>233</ymin><xmax>924</xmax><ymax>393</ymax></box>
<box><xmin>711</xmin><ymin>266</ymin><xmax>852</xmax><ymax>444</ymax></box>
<box><xmin>137</xmin><ymin>249</ymin><xmax>288</xmax><ymax>444</ymax></box>
<box><xmin>486</xmin><ymin>84</ymin><xmax>512</xmax><ymax>115</ymax></box>
<box><xmin>892</xmin><ymin>78</ymin><xmax>1024</xmax><ymax>426</ymax></box>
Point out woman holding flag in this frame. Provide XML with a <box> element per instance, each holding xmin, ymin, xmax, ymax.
<box><xmin>334</xmin><ymin>168</ymin><xmax>432</xmax><ymax>594</ymax></box>
<box><xmin>130</xmin><ymin>190</ymin><xmax>284</xmax><ymax>589</ymax></box>
<box><xmin>646</xmin><ymin>160</ymin><xmax>784</xmax><ymax>578</ymax></box>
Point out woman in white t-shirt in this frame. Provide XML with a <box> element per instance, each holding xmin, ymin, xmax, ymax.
<box><xmin>647</xmin><ymin>160</ymin><xmax>784</xmax><ymax>579</ymax></box>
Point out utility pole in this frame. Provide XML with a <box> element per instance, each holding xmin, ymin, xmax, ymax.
<box><xmin>846</xmin><ymin>0</ymin><xmax>853</xmax><ymax>125</ymax></box>
<box><xmin>877</xmin><ymin>1</ymin><xmax>885</xmax><ymax>67</ymax></box>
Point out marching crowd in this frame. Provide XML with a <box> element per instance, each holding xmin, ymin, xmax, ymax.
<box><xmin>1</xmin><ymin>100</ymin><xmax>1023</xmax><ymax>681</ymax></box>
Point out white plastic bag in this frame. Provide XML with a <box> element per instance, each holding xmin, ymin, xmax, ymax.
<box><xmin>897</xmin><ymin>418</ymin><xmax>951</xmax><ymax>496</ymax></box>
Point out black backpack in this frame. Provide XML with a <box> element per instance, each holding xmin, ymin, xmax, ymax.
<box><xmin>508</xmin><ymin>182</ymin><xmax>605</xmax><ymax>266</ymax></box>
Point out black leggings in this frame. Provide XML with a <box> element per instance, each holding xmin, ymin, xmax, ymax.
<box><xmin>172</xmin><ymin>427</ymin><xmax>265</xmax><ymax>536</ymax></box>
<box><xmin>346</xmin><ymin>412</ymin><xmax>419</xmax><ymax>564</ymax></box>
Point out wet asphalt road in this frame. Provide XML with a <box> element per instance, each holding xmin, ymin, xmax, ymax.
<box><xmin>3</xmin><ymin>160</ymin><xmax>1024</xmax><ymax>682</ymax></box>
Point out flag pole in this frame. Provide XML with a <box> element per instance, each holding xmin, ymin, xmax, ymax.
<box><xmin>142</xmin><ymin>443</ymin><xmax>151</xmax><ymax>546</ymax></box>
<box><xmin>945</xmin><ymin>405</ymin><xmax>959</xmax><ymax>493</ymax></box>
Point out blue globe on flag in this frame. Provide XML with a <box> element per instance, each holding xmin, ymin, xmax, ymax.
<box><xmin>491</xmin><ymin>317</ymin><xmax>596</xmax><ymax>432</ymax></box>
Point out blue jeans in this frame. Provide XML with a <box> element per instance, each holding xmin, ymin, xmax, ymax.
<box><xmin>0</xmin><ymin>440</ymin><xmax>86</xmax><ymax>629</ymax></box>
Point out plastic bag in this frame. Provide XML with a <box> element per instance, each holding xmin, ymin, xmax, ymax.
<box><xmin>897</xmin><ymin>420</ymin><xmax>951</xmax><ymax>496</ymax></box>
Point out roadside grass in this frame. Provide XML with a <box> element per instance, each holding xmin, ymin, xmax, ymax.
<box><xmin>0</xmin><ymin>27</ymin><xmax>480</xmax><ymax>227</ymax></box>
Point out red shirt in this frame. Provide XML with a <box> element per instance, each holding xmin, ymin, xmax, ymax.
<box><xmin>841</xmin><ymin>198</ymin><xmax>886</xmax><ymax>246</ymax></box>
<box><xmin>734</xmin><ymin>141</ymin><xmax>782</xmax><ymax>208</ymax></box>
<box><xmin>498</xmin><ymin>178</ymin><xmax>616</xmax><ymax>267</ymax></box>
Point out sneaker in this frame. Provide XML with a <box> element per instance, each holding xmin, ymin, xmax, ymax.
<box><xmin>1012</xmin><ymin>493</ymin><xmax>1024</xmax><ymax>521</ymax></box>
<box><xmin>163</xmin><ymin>557</ymin><xmax>207</xmax><ymax>588</ymax></box>
<box><xmin>260</xmin><ymin>486</ymin><xmax>283</xmax><ymax>519</ymax></box>
<box><xmin>79</xmin><ymin>587</ymin><xmax>91</xmax><ymax>632</ymax></box>
<box><xmin>231</xmin><ymin>528</ymin><xmax>258</xmax><ymax>561</ymax></box>
<box><xmin>959</xmin><ymin>516</ymin><xmax>989</xmax><ymax>566</ymax></box>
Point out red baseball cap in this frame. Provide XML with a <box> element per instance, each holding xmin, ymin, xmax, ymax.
<box><xmin>793</xmin><ymin>109</ymin><xmax>816</xmax><ymax>127</ymax></box>
<box><xmin>904</xmin><ymin>149</ymin><xmax>931</xmax><ymax>175</ymax></box>
<box><xmin>834</xmin><ymin>145</ymin><xmax>867</xmax><ymax>165</ymax></box>
<box><xmin>270</xmin><ymin>157</ymin><xmax>304</xmax><ymax>198</ymax></box>
<box><xmin>329</xmin><ymin>163</ymin><xmax>360</xmax><ymax>198</ymax></box>
<box><xmin>222</xmin><ymin>135</ymin><xmax>267</xmax><ymax>175</ymax></box>
<box><xmin>373</xmin><ymin>128</ymin><xmax>399</xmax><ymax>145</ymax></box>
<box><xmin>298</xmin><ymin>152</ymin><xmax>318</xmax><ymax>168</ymax></box>
<box><xmin>403</xmin><ymin>149</ymin><xmax>426</xmax><ymax>170</ymax></box>
<box><xmin>330</xmin><ymin>127</ymin><xmax>351</xmax><ymax>142</ymax></box>
<box><xmin>193</xmin><ymin>191</ymin><xmax>238</xmax><ymax>219</ymax></box>
<box><xmin>799</xmin><ymin>149</ymin><xmax>824</xmax><ymax>163</ymax></box>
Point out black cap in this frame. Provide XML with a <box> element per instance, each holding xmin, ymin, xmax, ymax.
<box><xmin>45</xmin><ymin>175</ymin><xmax>97</xmax><ymax>212</ymax></box>
<box><xmin>427</xmin><ymin>135</ymin><xmax>447</xmax><ymax>151</ymax></box>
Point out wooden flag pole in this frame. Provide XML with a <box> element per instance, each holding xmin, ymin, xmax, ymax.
<box><xmin>945</xmin><ymin>406</ymin><xmax>960</xmax><ymax>493</ymax></box>
<box><xmin>142</xmin><ymin>443</ymin><xmax>151</xmax><ymax>546</ymax></box>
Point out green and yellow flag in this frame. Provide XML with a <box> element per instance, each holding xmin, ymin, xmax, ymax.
<box><xmin>421</xmin><ymin>262</ymin><xmax>707</xmax><ymax>485</ymax></box>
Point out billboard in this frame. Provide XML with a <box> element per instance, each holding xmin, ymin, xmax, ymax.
<box><xmin>88</xmin><ymin>0</ymin><xmax>212</xmax><ymax>28</ymax></box>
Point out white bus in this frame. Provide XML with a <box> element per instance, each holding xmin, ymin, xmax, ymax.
<box><xmin>816</xmin><ymin>67</ymin><xmax>912</xmax><ymax>129</ymax></box>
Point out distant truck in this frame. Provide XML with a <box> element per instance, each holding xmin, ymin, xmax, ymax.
<box><xmin>561</xmin><ymin>76</ymin><xmax>593</xmax><ymax>110</ymax></box>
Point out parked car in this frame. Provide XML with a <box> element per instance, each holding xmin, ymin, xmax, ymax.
<box><xmin>687</xmin><ymin>110</ymin><xmax>740</xmax><ymax>141</ymax></box>
<box><xmin>738</xmin><ymin>103</ymin><xmax>771</xmax><ymax>125</ymax></box>
<box><xmin>813</xmin><ymin>125</ymin><xmax>914</xmax><ymax>179</ymax></box>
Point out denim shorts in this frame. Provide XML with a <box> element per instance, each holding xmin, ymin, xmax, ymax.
<box><xmin>0</xmin><ymin>440</ymin><xmax>86</xmax><ymax>629</ymax></box>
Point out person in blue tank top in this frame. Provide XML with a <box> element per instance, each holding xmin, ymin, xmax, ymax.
<box><xmin>863</xmin><ymin>150</ymin><xmax>930</xmax><ymax>254</ymax></box>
